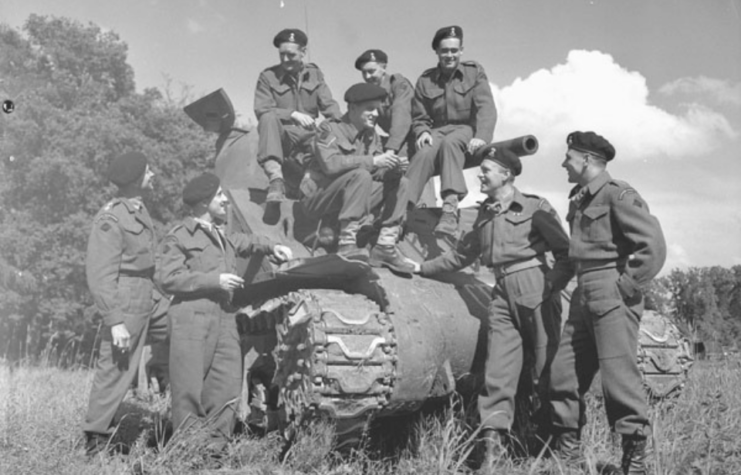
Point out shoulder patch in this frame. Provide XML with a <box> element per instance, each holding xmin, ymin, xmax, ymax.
<box><xmin>421</xmin><ymin>66</ymin><xmax>438</xmax><ymax>77</ymax></box>
<box><xmin>95</xmin><ymin>212</ymin><xmax>119</xmax><ymax>224</ymax></box>
<box><xmin>305</xmin><ymin>62</ymin><xmax>319</xmax><ymax>69</ymax></box>
<box><xmin>618</xmin><ymin>188</ymin><xmax>637</xmax><ymax>200</ymax></box>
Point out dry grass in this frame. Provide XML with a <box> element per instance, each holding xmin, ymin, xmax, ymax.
<box><xmin>1</xmin><ymin>358</ymin><xmax>739</xmax><ymax>474</ymax></box>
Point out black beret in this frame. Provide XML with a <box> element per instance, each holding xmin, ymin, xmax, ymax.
<box><xmin>273</xmin><ymin>28</ymin><xmax>308</xmax><ymax>48</ymax></box>
<box><xmin>107</xmin><ymin>151</ymin><xmax>148</xmax><ymax>187</ymax></box>
<box><xmin>354</xmin><ymin>49</ymin><xmax>388</xmax><ymax>70</ymax></box>
<box><xmin>344</xmin><ymin>83</ymin><xmax>388</xmax><ymax>103</ymax></box>
<box><xmin>567</xmin><ymin>131</ymin><xmax>616</xmax><ymax>161</ymax></box>
<box><xmin>183</xmin><ymin>172</ymin><xmax>220</xmax><ymax>207</ymax></box>
<box><xmin>432</xmin><ymin>25</ymin><xmax>463</xmax><ymax>50</ymax></box>
<box><xmin>478</xmin><ymin>144</ymin><xmax>522</xmax><ymax>176</ymax></box>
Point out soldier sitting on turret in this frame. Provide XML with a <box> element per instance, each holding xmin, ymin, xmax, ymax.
<box><xmin>300</xmin><ymin>83</ymin><xmax>415</xmax><ymax>276</ymax></box>
<box><xmin>254</xmin><ymin>28</ymin><xmax>342</xmax><ymax>203</ymax></box>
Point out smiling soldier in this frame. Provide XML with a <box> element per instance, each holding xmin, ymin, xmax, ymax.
<box><xmin>411</xmin><ymin>145</ymin><xmax>570</xmax><ymax>467</ymax></box>
<box><xmin>254</xmin><ymin>28</ymin><xmax>341</xmax><ymax>203</ymax></box>
<box><xmin>405</xmin><ymin>25</ymin><xmax>497</xmax><ymax>236</ymax></box>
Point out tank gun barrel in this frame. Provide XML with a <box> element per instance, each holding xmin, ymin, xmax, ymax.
<box><xmin>464</xmin><ymin>134</ymin><xmax>539</xmax><ymax>170</ymax></box>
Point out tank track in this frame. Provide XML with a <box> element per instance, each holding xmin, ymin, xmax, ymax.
<box><xmin>269</xmin><ymin>289</ymin><xmax>398</xmax><ymax>451</ymax></box>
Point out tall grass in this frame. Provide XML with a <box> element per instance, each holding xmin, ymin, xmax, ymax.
<box><xmin>1</xmin><ymin>359</ymin><xmax>738</xmax><ymax>474</ymax></box>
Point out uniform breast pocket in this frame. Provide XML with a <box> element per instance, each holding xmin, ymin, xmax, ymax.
<box><xmin>579</xmin><ymin>206</ymin><xmax>611</xmax><ymax>242</ymax></box>
<box><xmin>453</xmin><ymin>84</ymin><xmax>474</xmax><ymax>115</ymax></box>
<box><xmin>504</xmin><ymin>214</ymin><xmax>533</xmax><ymax>244</ymax></box>
<box><xmin>420</xmin><ymin>87</ymin><xmax>445</xmax><ymax>114</ymax></box>
<box><xmin>184</xmin><ymin>243</ymin><xmax>211</xmax><ymax>271</ymax></box>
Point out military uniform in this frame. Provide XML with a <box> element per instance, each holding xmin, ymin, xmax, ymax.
<box><xmin>376</xmin><ymin>72</ymin><xmax>414</xmax><ymax>154</ymax></box>
<box><xmin>422</xmin><ymin>188</ymin><xmax>569</xmax><ymax>432</ymax></box>
<box><xmin>83</xmin><ymin>197</ymin><xmax>168</xmax><ymax>436</ymax></box>
<box><xmin>157</xmin><ymin>218</ymin><xmax>276</xmax><ymax>440</ymax></box>
<box><xmin>406</xmin><ymin>60</ymin><xmax>497</xmax><ymax>206</ymax></box>
<box><xmin>254</xmin><ymin>63</ymin><xmax>341</xmax><ymax>167</ymax></box>
<box><xmin>548</xmin><ymin>170</ymin><xmax>666</xmax><ymax>439</ymax></box>
<box><xmin>301</xmin><ymin>114</ymin><xmax>408</xmax><ymax>239</ymax></box>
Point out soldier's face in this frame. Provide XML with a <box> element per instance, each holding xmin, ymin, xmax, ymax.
<box><xmin>350</xmin><ymin>100</ymin><xmax>381</xmax><ymax>130</ymax></box>
<box><xmin>562</xmin><ymin>149</ymin><xmax>588</xmax><ymax>184</ymax></box>
<box><xmin>361</xmin><ymin>62</ymin><xmax>386</xmax><ymax>85</ymax></box>
<box><xmin>140</xmin><ymin>165</ymin><xmax>155</xmax><ymax>191</ymax></box>
<box><xmin>478</xmin><ymin>159</ymin><xmax>509</xmax><ymax>195</ymax></box>
<box><xmin>436</xmin><ymin>38</ymin><xmax>463</xmax><ymax>73</ymax></box>
<box><xmin>207</xmin><ymin>187</ymin><xmax>229</xmax><ymax>222</ymax></box>
<box><xmin>278</xmin><ymin>43</ymin><xmax>305</xmax><ymax>73</ymax></box>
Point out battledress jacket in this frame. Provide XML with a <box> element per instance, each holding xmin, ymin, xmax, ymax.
<box><xmin>157</xmin><ymin>217</ymin><xmax>275</xmax><ymax>314</ymax></box>
<box><xmin>86</xmin><ymin>197</ymin><xmax>157</xmax><ymax>328</ymax></box>
<box><xmin>558</xmin><ymin>171</ymin><xmax>667</xmax><ymax>298</ymax></box>
<box><xmin>377</xmin><ymin>72</ymin><xmax>414</xmax><ymax>152</ymax></box>
<box><xmin>254</xmin><ymin>63</ymin><xmax>341</xmax><ymax>121</ymax></box>
<box><xmin>411</xmin><ymin>60</ymin><xmax>497</xmax><ymax>141</ymax></box>
<box><xmin>420</xmin><ymin>189</ymin><xmax>570</xmax><ymax>282</ymax></box>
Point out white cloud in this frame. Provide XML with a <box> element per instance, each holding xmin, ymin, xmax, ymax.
<box><xmin>186</xmin><ymin>18</ymin><xmax>205</xmax><ymax>34</ymax></box>
<box><xmin>659</xmin><ymin>76</ymin><xmax>741</xmax><ymax>107</ymax></box>
<box><xmin>490</xmin><ymin>50</ymin><xmax>737</xmax><ymax>163</ymax></box>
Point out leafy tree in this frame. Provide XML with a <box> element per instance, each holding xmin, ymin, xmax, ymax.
<box><xmin>0</xmin><ymin>15</ymin><xmax>213</xmax><ymax>363</ymax></box>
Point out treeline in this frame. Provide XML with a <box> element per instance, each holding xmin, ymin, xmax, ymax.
<box><xmin>1</xmin><ymin>16</ymin><xmax>738</xmax><ymax>366</ymax></box>
<box><xmin>0</xmin><ymin>15</ymin><xmax>214</xmax><ymax>363</ymax></box>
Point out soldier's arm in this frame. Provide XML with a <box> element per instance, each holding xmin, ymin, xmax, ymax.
<box><xmin>156</xmin><ymin>233</ymin><xmax>221</xmax><ymax>295</ymax></box>
<box><xmin>86</xmin><ymin>214</ymin><xmax>125</xmax><ymax>327</ymax></box>
<box><xmin>411</xmin><ymin>78</ymin><xmax>433</xmax><ymax>139</ymax></box>
<box><xmin>533</xmin><ymin>200</ymin><xmax>574</xmax><ymax>291</ymax></box>
<box><xmin>315</xmin><ymin>69</ymin><xmax>342</xmax><ymax>120</ymax></box>
<box><xmin>254</xmin><ymin>72</ymin><xmax>293</xmax><ymax>121</ymax></box>
<box><xmin>612</xmin><ymin>189</ymin><xmax>667</xmax><ymax>297</ymax></box>
<box><xmin>312</xmin><ymin>123</ymin><xmax>375</xmax><ymax>175</ymax></box>
<box><xmin>231</xmin><ymin>232</ymin><xmax>278</xmax><ymax>257</ymax></box>
<box><xmin>420</xmin><ymin>227</ymin><xmax>482</xmax><ymax>276</ymax></box>
<box><xmin>385</xmin><ymin>76</ymin><xmax>414</xmax><ymax>152</ymax></box>
<box><xmin>471</xmin><ymin>66</ymin><xmax>497</xmax><ymax>142</ymax></box>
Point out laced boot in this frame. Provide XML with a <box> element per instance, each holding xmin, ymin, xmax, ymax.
<box><xmin>84</xmin><ymin>431</ymin><xmax>111</xmax><ymax>457</ymax></box>
<box><xmin>552</xmin><ymin>429</ymin><xmax>581</xmax><ymax>466</ymax></box>
<box><xmin>266</xmin><ymin>178</ymin><xmax>286</xmax><ymax>203</ymax></box>
<box><xmin>479</xmin><ymin>428</ymin><xmax>507</xmax><ymax>472</ymax></box>
<box><xmin>369</xmin><ymin>245</ymin><xmax>414</xmax><ymax>276</ymax></box>
<box><xmin>434</xmin><ymin>196</ymin><xmax>459</xmax><ymax>236</ymax></box>
<box><xmin>621</xmin><ymin>436</ymin><xmax>648</xmax><ymax>475</ymax></box>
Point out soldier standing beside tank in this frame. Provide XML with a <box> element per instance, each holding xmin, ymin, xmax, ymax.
<box><xmin>354</xmin><ymin>49</ymin><xmax>414</xmax><ymax>156</ymax></box>
<box><xmin>301</xmin><ymin>83</ymin><xmax>415</xmax><ymax>275</ymax></box>
<box><xmin>157</xmin><ymin>173</ymin><xmax>292</xmax><ymax>449</ymax></box>
<box><xmin>405</xmin><ymin>25</ymin><xmax>497</xmax><ymax>236</ymax></box>
<box><xmin>546</xmin><ymin>132</ymin><xmax>666</xmax><ymax>475</ymax></box>
<box><xmin>411</xmin><ymin>145</ymin><xmax>569</xmax><ymax>465</ymax></box>
<box><xmin>83</xmin><ymin>152</ymin><xmax>169</xmax><ymax>456</ymax></box>
<box><xmin>254</xmin><ymin>28</ymin><xmax>342</xmax><ymax>203</ymax></box>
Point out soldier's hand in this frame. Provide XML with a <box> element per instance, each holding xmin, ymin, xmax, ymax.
<box><xmin>373</xmin><ymin>151</ymin><xmax>400</xmax><ymax>170</ymax></box>
<box><xmin>416</xmin><ymin>132</ymin><xmax>433</xmax><ymax>150</ymax></box>
<box><xmin>111</xmin><ymin>324</ymin><xmax>131</xmax><ymax>351</ymax></box>
<box><xmin>219</xmin><ymin>273</ymin><xmax>245</xmax><ymax>291</ymax></box>
<box><xmin>397</xmin><ymin>155</ymin><xmax>410</xmax><ymax>173</ymax></box>
<box><xmin>290</xmin><ymin>111</ymin><xmax>315</xmax><ymax>129</ymax></box>
<box><xmin>411</xmin><ymin>261</ymin><xmax>422</xmax><ymax>274</ymax></box>
<box><xmin>272</xmin><ymin>245</ymin><xmax>293</xmax><ymax>263</ymax></box>
<box><xmin>467</xmin><ymin>138</ymin><xmax>486</xmax><ymax>155</ymax></box>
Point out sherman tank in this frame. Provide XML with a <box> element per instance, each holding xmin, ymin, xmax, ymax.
<box><xmin>184</xmin><ymin>89</ymin><xmax>694</xmax><ymax>450</ymax></box>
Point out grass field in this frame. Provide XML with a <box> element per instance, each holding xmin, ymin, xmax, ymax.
<box><xmin>1</xmin><ymin>359</ymin><xmax>739</xmax><ymax>475</ymax></box>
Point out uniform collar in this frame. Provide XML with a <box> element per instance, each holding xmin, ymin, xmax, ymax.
<box><xmin>340</xmin><ymin>114</ymin><xmax>374</xmax><ymax>144</ymax></box>
<box><xmin>482</xmin><ymin>187</ymin><xmax>524</xmax><ymax>214</ymax></box>
<box><xmin>379</xmin><ymin>73</ymin><xmax>391</xmax><ymax>90</ymax></box>
<box><xmin>434</xmin><ymin>63</ymin><xmax>464</xmax><ymax>82</ymax></box>
<box><xmin>585</xmin><ymin>170</ymin><xmax>612</xmax><ymax>196</ymax></box>
<box><xmin>275</xmin><ymin>64</ymin><xmax>307</xmax><ymax>84</ymax></box>
<box><xmin>118</xmin><ymin>196</ymin><xmax>143</xmax><ymax>213</ymax></box>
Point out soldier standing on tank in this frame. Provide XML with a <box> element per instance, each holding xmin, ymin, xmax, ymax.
<box><xmin>254</xmin><ymin>28</ymin><xmax>342</xmax><ymax>203</ymax></box>
<box><xmin>157</xmin><ymin>173</ymin><xmax>292</xmax><ymax>449</ymax></box>
<box><xmin>301</xmin><ymin>83</ymin><xmax>415</xmax><ymax>275</ymax></box>
<box><xmin>83</xmin><ymin>151</ymin><xmax>169</xmax><ymax>456</ymax></box>
<box><xmin>405</xmin><ymin>25</ymin><xmax>497</xmax><ymax>236</ymax></box>
<box><xmin>546</xmin><ymin>131</ymin><xmax>666</xmax><ymax>475</ymax></box>
<box><xmin>354</xmin><ymin>49</ymin><xmax>414</xmax><ymax>157</ymax></box>
<box><xmin>410</xmin><ymin>145</ymin><xmax>570</xmax><ymax>466</ymax></box>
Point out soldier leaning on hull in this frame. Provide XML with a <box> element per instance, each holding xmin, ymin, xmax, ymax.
<box><xmin>83</xmin><ymin>152</ymin><xmax>169</xmax><ymax>456</ymax></box>
<box><xmin>300</xmin><ymin>83</ymin><xmax>415</xmax><ymax>276</ymax></box>
<box><xmin>546</xmin><ymin>131</ymin><xmax>667</xmax><ymax>475</ymax></box>
<box><xmin>254</xmin><ymin>28</ymin><xmax>342</xmax><ymax>203</ymax></box>
<box><xmin>157</xmin><ymin>173</ymin><xmax>292</xmax><ymax>449</ymax></box>
<box><xmin>354</xmin><ymin>49</ymin><xmax>414</xmax><ymax>156</ymax></box>
<box><xmin>411</xmin><ymin>146</ymin><xmax>570</xmax><ymax>466</ymax></box>
<box><xmin>405</xmin><ymin>25</ymin><xmax>498</xmax><ymax>236</ymax></box>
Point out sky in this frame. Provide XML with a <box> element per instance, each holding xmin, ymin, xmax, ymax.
<box><xmin>2</xmin><ymin>0</ymin><xmax>741</xmax><ymax>274</ymax></box>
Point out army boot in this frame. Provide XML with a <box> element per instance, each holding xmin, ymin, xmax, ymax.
<box><xmin>621</xmin><ymin>436</ymin><xmax>648</xmax><ymax>475</ymax></box>
<box><xmin>434</xmin><ymin>195</ymin><xmax>459</xmax><ymax>236</ymax></box>
<box><xmin>266</xmin><ymin>178</ymin><xmax>286</xmax><ymax>203</ymax></box>
<box><xmin>479</xmin><ymin>428</ymin><xmax>508</xmax><ymax>471</ymax></box>
<box><xmin>551</xmin><ymin>429</ymin><xmax>581</xmax><ymax>465</ymax></box>
<box><xmin>84</xmin><ymin>431</ymin><xmax>111</xmax><ymax>457</ymax></box>
<box><xmin>336</xmin><ymin>219</ymin><xmax>368</xmax><ymax>261</ymax></box>
<box><xmin>369</xmin><ymin>245</ymin><xmax>414</xmax><ymax>276</ymax></box>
